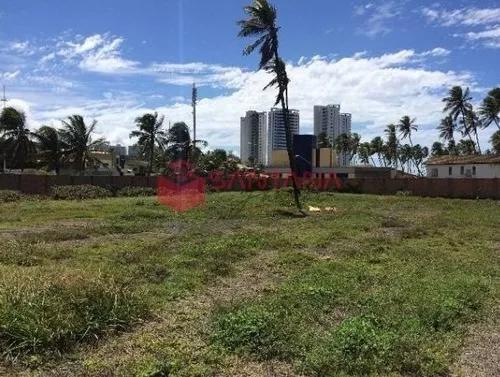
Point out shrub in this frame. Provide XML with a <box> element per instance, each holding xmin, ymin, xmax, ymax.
<box><xmin>116</xmin><ymin>186</ymin><xmax>156</xmax><ymax>197</ymax></box>
<box><xmin>213</xmin><ymin>304</ymin><xmax>297</xmax><ymax>360</ymax></box>
<box><xmin>50</xmin><ymin>185</ymin><xmax>112</xmax><ymax>200</ymax></box>
<box><xmin>0</xmin><ymin>271</ymin><xmax>146</xmax><ymax>356</ymax></box>
<box><xmin>0</xmin><ymin>190</ymin><xmax>22</xmax><ymax>203</ymax></box>
<box><xmin>396</xmin><ymin>190</ymin><xmax>413</xmax><ymax>196</ymax></box>
<box><xmin>303</xmin><ymin>316</ymin><xmax>396</xmax><ymax>375</ymax></box>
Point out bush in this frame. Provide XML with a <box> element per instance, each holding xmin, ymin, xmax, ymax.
<box><xmin>0</xmin><ymin>190</ymin><xmax>22</xmax><ymax>203</ymax></box>
<box><xmin>50</xmin><ymin>185</ymin><xmax>112</xmax><ymax>200</ymax></box>
<box><xmin>303</xmin><ymin>316</ymin><xmax>396</xmax><ymax>376</ymax></box>
<box><xmin>116</xmin><ymin>186</ymin><xmax>156</xmax><ymax>197</ymax></box>
<box><xmin>213</xmin><ymin>304</ymin><xmax>297</xmax><ymax>360</ymax></box>
<box><xmin>396</xmin><ymin>190</ymin><xmax>413</xmax><ymax>196</ymax></box>
<box><xmin>0</xmin><ymin>271</ymin><xmax>146</xmax><ymax>356</ymax></box>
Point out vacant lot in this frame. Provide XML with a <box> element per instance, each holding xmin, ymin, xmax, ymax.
<box><xmin>0</xmin><ymin>191</ymin><xmax>498</xmax><ymax>376</ymax></box>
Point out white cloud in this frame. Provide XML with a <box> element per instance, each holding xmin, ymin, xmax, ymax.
<box><xmin>57</xmin><ymin>34</ymin><xmax>139</xmax><ymax>74</ymax></box>
<box><xmin>422</xmin><ymin>7</ymin><xmax>500</xmax><ymax>27</ymax></box>
<box><xmin>1</xmin><ymin>70</ymin><xmax>20</xmax><ymax>80</ymax></box>
<box><xmin>461</xmin><ymin>25</ymin><xmax>500</xmax><ymax>49</ymax></box>
<box><xmin>39</xmin><ymin>52</ymin><xmax>56</xmax><ymax>64</ymax></box>
<box><xmin>17</xmin><ymin>49</ymin><xmax>480</xmax><ymax>151</ymax></box>
<box><xmin>7</xmin><ymin>41</ymin><xmax>34</xmax><ymax>55</ymax></box>
<box><xmin>151</xmin><ymin>62</ymin><xmax>249</xmax><ymax>88</ymax></box>
<box><xmin>354</xmin><ymin>1</ymin><xmax>404</xmax><ymax>38</ymax></box>
<box><xmin>419</xmin><ymin>47</ymin><xmax>450</xmax><ymax>57</ymax></box>
<box><xmin>422</xmin><ymin>6</ymin><xmax>500</xmax><ymax>49</ymax></box>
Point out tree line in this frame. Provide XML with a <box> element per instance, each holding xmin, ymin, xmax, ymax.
<box><xmin>0</xmin><ymin>109</ymin><xmax>240</xmax><ymax>176</ymax></box>
<box><xmin>315</xmin><ymin>86</ymin><xmax>500</xmax><ymax>176</ymax></box>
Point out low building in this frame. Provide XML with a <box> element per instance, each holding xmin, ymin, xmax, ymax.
<box><xmin>267</xmin><ymin>134</ymin><xmax>338</xmax><ymax>173</ymax></box>
<box><xmin>426</xmin><ymin>155</ymin><xmax>500</xmax><ymax>178</ymax></box>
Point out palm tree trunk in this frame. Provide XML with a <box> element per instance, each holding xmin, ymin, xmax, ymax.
<box><xmin>149</xmin><ymin>139</ymin><xmax>154</xmax><ymax>176</ymax></box>
<box><xmin>281</xmin><ymin>87</ymin><xmax>302</xmax><ymax>212</ymax></box>
<box><xmin>273</xmin><ymin>43</ymin><xmax>301</xmax><ymax>212</ymax></box>
<box><xmin>408</xmin><ymin>135</ymin><xmax>421</xmax><ymax>175</ymax></box>
<box><xmin>473</xmin><ymin>128</ymin><xmax>482</xmax><ymax>154</ymax></box>
<box><xmin>461</xmin><ymin>112</ymin><xmax>477</xmax><ymax>154</ymax></box>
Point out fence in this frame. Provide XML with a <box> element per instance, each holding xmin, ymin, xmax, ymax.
<box><xmin>0</xmin><ymin>174</ymin><xmax>498</xmax><ymax>200</ymax></box>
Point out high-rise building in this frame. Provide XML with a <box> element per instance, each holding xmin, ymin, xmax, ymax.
<box><xmin>240</xmin><ymin>111</ymin><xmax>267</xmax><ymax>166</ymax></box>
<box><xmin>128</xmin><ymin>145</ymin><xmax>141</xmax><ymax>158</ymax></box>
<box><xmin>268</xmin><ymin>108</ymin><xmax>300</xmax><ymax>165</ymax></box>
<box><xmin>313</xmin><ymin>104</ymin><xmax>352</xmax><ymax>166</ymax></box>
<box><xmin>112</xmin><ymin>144</ymin><xmax>127</xmax><ymax>156</ymax></box>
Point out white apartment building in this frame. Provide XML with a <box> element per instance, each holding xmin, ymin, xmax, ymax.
<box><xmin>313</xmin><ymin>105</ymin><xmax>352</xmax><ymax>166</ymax></box>
<box><xmin>240</xmin><ymin>111</ymin><xmax>268</xmax><ymax>166</ymax></box>
<box><xmin>267</xmin><ymin>108</ymin><xmax>300</xmax><ymax>164</ymax></box>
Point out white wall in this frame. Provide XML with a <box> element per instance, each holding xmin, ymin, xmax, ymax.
<box><xmin>427</xmin><ymin>164</ymin><xmax>500</xmax><ymax>178</ymax></box>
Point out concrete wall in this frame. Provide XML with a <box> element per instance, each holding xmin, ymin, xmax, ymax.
<box><xmin>0</xmin><ymin>175</ymin><xmax>498</xmax><ymax>200</ymax></box>
<box><xmin>0</xmin><ymin>175</ymin><xmax>156</xmax><ymax>195</ymax></box>
<box><xmin>344</xmin><ymin>178</ymin><xmax>500</xmax><ymax>199</ymax></box>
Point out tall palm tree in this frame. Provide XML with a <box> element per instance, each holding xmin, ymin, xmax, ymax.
<box><xmin>457</xmin><ymin>139</ymin><xmax>476</xmax><ymax>155</ymax></box>
<box><xmin>442</xmin><ymin>86</ymin><xmax>477</xmax><ymax>152</ymax></box>
<box><xmin>60</xmin><ymin>115</ymin><xmax>105</xmax><ymax>174</ymax></box>
<box><xmin>431</xmin><ymin>141</ymin><xmax>446</xmax><ymax>157</ymax></box>
<box><xmin>317</xmin><ymin>132</ymin><xmax>332</xmax><ymax>148</ymax></box>
<box><xmin>412</xmin><ymin>145</ymin><xmax>428</xmax><ymax>176</ymax></box>
<box><xmin>479</xmin><ymin>88</ymin><xmax>500</xmax><ymax>130</ymax></box>
<box><xmin>384</xmin><ymin>124</ymin><xmax>399</xmax><ymax>168</ymax></box>
<box><xmin>165</xmin><ymin>122</ymin><xmax>207</xmax><ymax>163</ymax></box>
<box><xmin>491</xmin><ymin>130</ymin><xmax>500</xmax><ymax>154</ymax></box>
<box><xmin>398</xmin><ymin>116</ymin><xmax>420</xmax><ymax>173</ymax></box>
<box><xmin>129</xmin><ymin>112</ymin><xmax>167</xmax><ymax>176</ymax></box>
<box><xmin>358</xmin><ymin>142</ymin><xmax>372</xmax><ymax>165</ymax></box>
<box><xmin>0</xmin><ymin>134</ymin><xmax>6</xmax><ymax>171</ymax></box>
<box><xmin>335</xmin><ymin>133</ymin><xmax>351</xmax><ymax>166</ymax></box>
<box><xmin>0</xmin><ymin>107</ymin><xmax>36</xmax><ymax>171</ymax></box>
<box><xmin>349</xmin><ymin>133</ymin><xmax>361</xmax><ymax>163</ymax></box>
<box><xmin>34</xmin><ymin>126</ymin><xmax>67</xmax><ymax>175</ymax></box>
<box><xmin>438</xmin><ymin>116</ymin><xmax>456</xmax><ymax>144</ymax></box>
<box><xmin>398</xmin><ymin>116</ymin><xmax>418</xmax><ymax>146</ymax></box>
<box><xmin>238</xmin><ymin>0</ymin><xmax>301</xmax><ymax>211</ymax></box>
<box><xmin>398</xmin><ymin>144</ymin><xmax>413</xmax><ymax>173</ymax></box>
<box><xmin>464</xmin><ymin>109</ymin><xmax>482</xmax><ymax>154</ymax></box>
<box><xmin>370</xmin><ymin>136</ymin><xmax>385</xmax><ymax>166</ymax></box>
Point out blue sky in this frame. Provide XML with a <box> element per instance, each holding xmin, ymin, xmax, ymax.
<box><xmin>0</xmin><ymin>0</ymin><xmax>499</xmax><ymax>153</ymax></box>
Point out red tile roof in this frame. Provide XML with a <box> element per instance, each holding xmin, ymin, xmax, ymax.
<box><xmin>426</xmin><ymin>155</ymin><xmax>500</xmax><ymax>165</ymax></box>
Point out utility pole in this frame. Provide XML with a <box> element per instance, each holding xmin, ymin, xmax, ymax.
<box><xmin>1</xmin><ymin>85</ymin><xmax>7</xmax><ymax>109</ymax></box>
<box><xmin>192</xmin><ymin>83</ymin><xmax>197</xmax><ymax>150</ymax></box>
<box><xmin>1</xmin><ymin>85</ymin><xmax>7</xmax><ymax>172</ymax></box>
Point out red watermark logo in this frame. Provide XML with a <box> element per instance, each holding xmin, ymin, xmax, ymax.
<box><xmin>157</xmin><ymin>160</ymin><xmax>205</xmax><ymax>212</ymax></box>
<box><xmin>157</xmin><ymin>161</ymin><xmax>343</xmax><ymax>212</ymax></box>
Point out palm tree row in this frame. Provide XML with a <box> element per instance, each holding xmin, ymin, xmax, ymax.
<box><xmin>0</xmin><ymin>109</ymin><xmax>105</xmax><ymax>174</ymax></box>
<box><xmin>0</xmin><ymin>107</ymin><xmax>217</xmax><ymax>176</ymax></box>
<box><xmin>438</xmin><ymin>86</ymin><xmax>500</xmax><ymax>154</ymax></box>
<box><xmin>319</xmin><ymin>116</ymin><xmax>427</xmax><ymax>175</ymax></box>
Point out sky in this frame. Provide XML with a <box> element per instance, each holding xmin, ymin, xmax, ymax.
<box><xmin>0</xmin><ymin>0</ymin><xmax>499</xmax><ymax>154</ymax></box>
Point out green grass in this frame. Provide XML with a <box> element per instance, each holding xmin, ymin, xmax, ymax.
<box><xmin>0</xmin><ymin>192</ymin><xmax>498</xmax><ymax>376</ymax></box>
